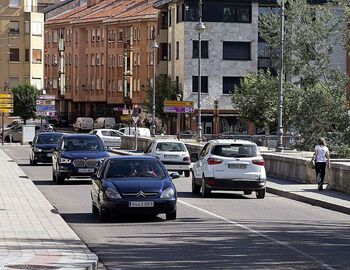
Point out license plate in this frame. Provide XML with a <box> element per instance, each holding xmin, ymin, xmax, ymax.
<box><xmin>47</xmin><ymin>153</ymin><xmax>53</xmax><ymax>157</ymax></box>
<box><xmin>228</xmin><ymin>164</ymin><xmax>247</xmax><ymax>169</ymax></box>
<box><xmin>164</xmin><ymin>155</ymin><xmax>177</xmax><ymax>159</ymax></box>
<box><xmin>78</xmin><ymin>168</ymin><xmax>94</xmax><ymax>173</ymax></box>
<box><xmin>129</xmin><ymin>201</ymin><xmax>154</xmax><ymax>208</ymax></box>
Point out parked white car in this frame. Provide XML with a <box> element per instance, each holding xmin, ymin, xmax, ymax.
<box><xmin>90</xmin><ymin>129</ymin><xmax>124</xmax><ymax>147</ymax></box>
<box><xmin>191</xmin><ymin>140</ymin><xmax>266</xmax><ymax>199</ymax></box>
<box><xmin>119</xmin><ymin>127</ymin><xmax>151</xmax><ymax>137</ymax></box>
<box><xmin>93</xmin><ymin>117</ymin><xmax>116</xmax><ymax>129</ymax></box>
<box><xmin>144</xmin><ymin>139</ymin><xmax>191</xmax><ymax>177</ymax></box>
<box><xmin>73</xmin><ymin>117</ymin><xmax>94</xmax><ymax>132</ymax></box>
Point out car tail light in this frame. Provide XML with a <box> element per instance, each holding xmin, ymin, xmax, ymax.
<box><xmin>183</xmin><ymin>156</ymin><xmax>190</xmax><ymax>161</ymax></box>
<box><xmin>207</xmin><ymin>158</ymin><xmax>222</xmax><ymax>165</ymax></box>
<box><xmin>252</xmin><ymin>159</ymin><xmax>265</xmax><ymax>166</ymax></box>
<box><xmin>206</xmin><ymin>178</ymin><xmax>215</xmax><ymax>185</ymax></box>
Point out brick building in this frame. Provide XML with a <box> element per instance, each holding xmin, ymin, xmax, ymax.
<box><xmin>44</xmin><ymin>0</ymin><xmax>158</xmax><ymax>122</ymax></box>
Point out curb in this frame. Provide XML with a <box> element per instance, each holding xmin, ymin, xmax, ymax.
<box><xmin>266</xmin><ymin>186</ymin><xmax>350</xmax><ymax>215</ymax></box>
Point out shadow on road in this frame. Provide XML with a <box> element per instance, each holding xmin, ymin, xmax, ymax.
<box><xmin>177</xmin><ymin>191</ymin><xmax>249</xmax><ymax>200</ymax></box>
<box><xmin>32</xmin><ymin>179</ymin><xmax>91</xmax><ymax>185</ymax></box>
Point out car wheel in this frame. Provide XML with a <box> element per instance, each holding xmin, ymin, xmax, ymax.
<box><xmin>29</xmin><ymin>157</ymin><xmax>33</xmax><ymax>165</ymax></box>
<box><xmin>166</xmin><ymin>210</ymin><xmax>177</xmax><ymax>220</ymax></box>
<box><xmin>55</xmin><ymin>173</ymin><xmax>65</xmax><ymax>185</ymax></box>
<box><xmin>99</xmin><ymin>208</ymin><xmax>109</xmax><ymax>221</ymax></box>
<box><xmin>201</xmin><ymin>176</ymin><xmax>211</xmax><ymax>198</ymax></box>
<box><xmin>92</xmin><ymin>203</ymin><xmax>98</xmax><ymax>216</ymax></box>
<box><xmin>184</xmin><ymin>171</ymin><xmax>190</xmax><ymax>177</ymax></box>
<box><xmin>192</xmin><ymin>173</ymin><xmax>201</xmax><ymax>194</ymax></box>
<box><xmin>256</xmin><ymin>188</ymin><xmax>266</xmax><ymax>199</ymax></box>
<box><xmin>244</xmin><ymin>191</ymin><xmax>252</xmax><ymax>195</ymax></box>
<box><xmin>32</xmin><ymin>159</ymin><xmax>37</xmax><ymax>166</ymax></box>
<box><xmin>4</xmin><ymin>136</ymin><xmax>10</xmax><ymax>143</ymax></box>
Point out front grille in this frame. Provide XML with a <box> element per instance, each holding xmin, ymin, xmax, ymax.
<box><xmin>122</xmin><ymin>192</ymin><xmax>159</xmax><ymax>198</ymax></box>
<box><xmin>73</xmin><ymin>159</ymin><xmax>85</xmax><ymax>168</ymax></box>
<box><xmin>86</xmin><ymin>159</ymin><xmax>98</xmax><ymax>168</ymax></box>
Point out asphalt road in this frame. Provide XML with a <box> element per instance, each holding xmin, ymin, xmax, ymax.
<box><xmin>3</xmin><ymin>145</ymin><xmax>350</xmax><ymax>270</ymax></box>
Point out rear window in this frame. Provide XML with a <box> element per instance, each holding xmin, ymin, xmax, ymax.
<box><xmin>105</xmin><ymin>159</ymin><xmax>165</xmax><ymax>179</ymax></box>
<box><xmin>62</xmin><ymin>137</ymin><xmax>104</xmax><ymax>151</ymax></box>
<box><xmin>212</xmin><ymin>144</ymin><xmax>257</xmax><ymax>158</ymax></box>
<box><xmin>37</xmin><ymin>134</ymin><xmax>63</xmax><ymax>144</ymax></box>
<box><xmin>156</xmin><ymin>142</ymin><xmax>186</xmax><ymax>152</ymax></box>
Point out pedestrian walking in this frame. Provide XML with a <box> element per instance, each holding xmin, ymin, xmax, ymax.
<box><xmin>313</xmin><ymin>137</ymin><xmax>330</xmax><ymax>191</ymax></box>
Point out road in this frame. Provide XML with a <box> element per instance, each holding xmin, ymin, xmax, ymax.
<box><xmin>3</xmin><ymin>145</ymin><xmax>350</xmax><ymax>270</ymax></box>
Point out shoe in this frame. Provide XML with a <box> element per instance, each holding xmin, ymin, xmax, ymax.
<box><xmin>318</xmin><ymin>182</ymin><xmax>323</xmax><ymax>191</ymax></box>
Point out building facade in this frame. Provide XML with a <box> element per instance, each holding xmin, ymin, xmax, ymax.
<box><xmin>44</xmin><ymin>0</ymin><xmax>158</xmax><ymax>122</ymax></box>
<box><xmin>0</xmin><ymin>0</ymin><xmax>44</xmax><ymax>93</ymax></box>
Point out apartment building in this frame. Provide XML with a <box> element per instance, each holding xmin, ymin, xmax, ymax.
<box><xmin>44</xmin><ymin>0</ymin><xmax>158</xmax><ymax>122</ymax></box>
<box><xmin>155</xmin><ymin>0</ymin><xmax>258</xmax><ymax>134</ymax></box>
<box><xmin>0</xmin><ymin>0</ymin><xmax>44</xmax><ymax>94</ymax></box>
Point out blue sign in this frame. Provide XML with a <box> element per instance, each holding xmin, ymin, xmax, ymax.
<box><xmin>36</xmin><ymin>105</ymin><xmax>56</xmax><ymax>111</ymax></box>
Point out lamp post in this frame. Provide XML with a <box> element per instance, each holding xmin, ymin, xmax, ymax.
<box><xmin>276</xmin><ymin>0</ymin><xmax>286</xmax><ymax>152</ymax></box>
<box><xmin>151</xmin><ymin>40</ymin><xmax>158</xmax><ymax>137</ymax></box>
<box><xmin>195</xmin><ymin>0</ymin><xmax>205</xmax><ymax>142</ymax></box>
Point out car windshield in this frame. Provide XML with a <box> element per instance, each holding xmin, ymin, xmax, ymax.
<box><xmin>212</xmin><ymin>144</ymin><xmax>258</xmax><ymax>158</ymax></box>
<box><xmin>62</xmin><ymin>137</ymin><xmax>104</xmax><ymax>151</ymax></box>
<box><xmin>156</xmin><ymin>142</ymin><xmax>186</xmax><ymax>152</ymax></box>
<box><xmin>37</xmin><ymin>134</ymin><xmax>63</xmax><ymax>144</ymax></box>
<box><xmin>105</xmin><ymin>159</ymin><xmax>165</xmax><ymax>179</ymax></box>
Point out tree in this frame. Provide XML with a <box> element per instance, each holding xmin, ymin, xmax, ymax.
<box><xmin>143</xmin><ymin>75</ymin><xmax>179</xmax><ymax>125</ymax></box>
<box><xmin>11</xmin><ymin>83</ymin><xmax>38</xmax><ymax>124</ymax></box>
<box><xmin>231</xmin><ymin>70</ymin><xmax>294</xmax><ymax>134</ymax></box>
<box><xmin>259</xmin><ymin>0</ymin><xmax>349</xmax><ymax>89</ymax></box>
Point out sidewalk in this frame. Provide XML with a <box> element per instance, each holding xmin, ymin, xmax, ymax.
<box><xmin>0</xmin><ymin>148</ymin><xmax>99</xmax><ymax>269</ymax></box>
<box><xmin>112</xmin><ymin>148</ymin><xmax>350</xmax><ymax>215</ymax></box>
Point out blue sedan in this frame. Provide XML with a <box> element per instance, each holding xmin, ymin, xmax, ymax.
<box><xmin>91</xmin><ymin>156</ymin><xmax>179</xmax><ymax>221</ymax></box>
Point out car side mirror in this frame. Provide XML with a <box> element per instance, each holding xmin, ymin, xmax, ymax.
<box><xmin>106</xmin><ymin>146</ymin><xmax>112</xmax><ymax>152</ymax></box>
<box><xmin>190</xmin><ymin>153</ymin><xmax>199</xmax><ymax>162</ymax></box>
<box><xmin>28</xmin><ymin>141</ymin><xmax>32</xmax><ymax>145</ymax></box>
<box><xmin>91</xmin><ymin>173</ymin><xmax>98</xmax><ymax>180</ymax></box>
<box><xmin>170</xmin><ymin>172</ymin><xmax>180</xmax><ymax>179</ymax></box>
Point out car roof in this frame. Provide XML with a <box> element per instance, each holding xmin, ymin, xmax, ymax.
<box><xmin>107</xmin><ymin>156</ymin><xmax>158</xmax><ymax>161</ymax></box>
<box><xmin>63</xmin><ymin>134</ymin><xmax>98</xmax><ymax>138</ymax></box>
<box><xmin>37</xmin><ymin>132</ymin><xmax>64</xmax><ymax>136</ymax></box>
<box><xmin>153</xmin><ymin>139</ymin><xmax>185</xmax><ymax>144</ymax></box>
<box><xmin>208</xmin><ymin>139</ymin><xmax>256</xmax><ymax>145</ymax></box>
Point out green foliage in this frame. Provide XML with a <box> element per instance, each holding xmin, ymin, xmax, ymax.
<box><xmin>143</xmin><ymin>75</ymin><xmax>179</xmax><ymax>124</ymax></box>
<box><xmin>232</xmin><ymin>70</ymin><xmax>294</xmax><ymax>133</ymax></box>
<box><xmin>11</xmin><ymin>83</ymin><xmax>38</xmax><ymax>124</ymax></box>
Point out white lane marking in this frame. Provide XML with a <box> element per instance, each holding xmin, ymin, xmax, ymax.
<box><xmin>178</xmin><ymin>199</ymin><xmax>336</xmax><ymax>270</ymax></box>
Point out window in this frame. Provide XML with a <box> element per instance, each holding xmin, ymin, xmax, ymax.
<box><xmin>32</xmin><ymin>77</ymin><xmax>42</xmax><ymax>90</ymax></box>
<box><xmin>117</xmin><ymin>55</ymin><xmax>123</xmax><ymax>67</ymax></box>
<box><xmin>9</xmin><ymin>77</ymin><xmax>19</xmax><ymax>88</ymax></box>
<box><xmin>176</xmin><ymin>4</ymin><xmax>183</xmax><ymax>23</ymax></box>
<box><xmin>91</xmin><ymin>54</ymin><xmax>95</xmax><ymax>66</ymax></box>
<box><xmin>118</xmin><ymin>30</ymin><xmax>123</xmax><ymax>41</ymax></box>
<box><xmin>25</xmin><ymin>49</ymin><xmax>29</xmax><ymax>61</ymax></box>
<box><xmin>193</xmin><ymin>40</ymin><xmax>208</xmax><ymax>59</ymax></box>
<box><xmin>223</xmin><ymin>42</ymin><xmax>250</xmax><ymax>60</ymax></box>
<box><xmin>10</xmin><ymin>48</ymin><xmax>19</xmax><ymax>61</ymax></box>
<box><xmin>117</xmin><ymin>80</ymin><xmax>123</xmax><ymax>92</ymax></box>
<box><xmin>137</xmin><ymin>53</ymin><xmax>140</xmax><ymax>66</ymax></box>
<box><xmin>168</xmin><ymin>43</ymin><xmax>171</xmax><ymax>61</ymax></box>
<box><xmin>168</xmin><ymin>8</ymin><xmax>172</xmax><ymax>27</ymax></box>
<box><xmin>138</xmin><ymin>28</ymin><xmax>141</xmax><ymax>40</ymax></box>
<box><xmin>202</xmin><ymin>3</ymin><xmax>251</xmax><ymax>23</ymax></box>
<box><xmin>192</xmin><ymin>76</ymin><xmax>208</xmax><ymax>93</ymax></box>
<box><xmin>32</xmin><ymin>22</ymin><xmax>42</xmax><ymax>36</ymax></box>
<box><xmin>160</xmin><ymin>43</ymin><xmax>168</xmax><ymax>60</ymax></box>
<box><xmin>53</xmin><ymin>78</ymin><xmax>58</xmax><ymax>88</ymax></box>
<box><xmin>223</xmin><ymin>77</ymin><xmax>242</xmax><ymax>94</ymax></box>
<box><xmin>53</xmin><ymin>31</ymin><xmax>58</xmax><ymax>43</ymax></box>
<box><xmin>9</xmin><ymin>21</ymin><xmax>19</xmax><ymax>34</ymax></box>
<box><xmin>9</xmin><ymin>0</ymin><xmax>19</xmax><ymax>7</ymax></box>
<box><xmin>32</xmin><ymin>49</ymin><xmax>42</xmax><ymax>63</ymax></box>
<box><xmin>161</xmin><ymin>11</ymin><xmax>168</xmax><ymax>29</ymax></box>
<box><xmin>149</xmin><ymin>52</ymin><xmax>154</xmax><ymax>65</ymax></box>
<box><xmin>91</xmin><ymin>29</ymin><xmax>95</xmax><ymax>41</ymax></box>
<box><xmin>25</xmin><ymin>21</ymin><xmax>30</xmax><ymax>33</ymax></box>
<box><xmin>176</xmin><ymin>42</ymin><xmax>179</xmax><ymax>60</ymax></box>
<box><xmin>52</xmin><ymin>55</ymin><xmax>58</xmax><ymax>65</ymax></box>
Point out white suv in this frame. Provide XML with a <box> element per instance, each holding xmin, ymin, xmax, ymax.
<box><xmin>144</xmin><ymin>140</ymin><xmax>191</xmax><ymax>177</ymax></box>
<box><xmin>191</xmin><ymin>140</ymin><xmax>266</xmax><ymax>199</ymax></box>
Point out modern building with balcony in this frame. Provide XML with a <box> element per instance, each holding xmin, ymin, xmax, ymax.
<box><xmin>44</xmin><ymin>0</ymin><xmax>158</xmax><ymax>122</ymax></box>
<box><xmin>0</xmin><ymin>0</ymin><xmax>44</xmax><ymax>95</ymax></box>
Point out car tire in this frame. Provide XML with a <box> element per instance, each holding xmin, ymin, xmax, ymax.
<box><xmin>32</xmin><ymin>159</ymin><xmax>37</xmax><ymax>166</ymax></box>
<box><xmin>256</xmin><ymin>188</ymin><xmax>266</xmax><ymax>199</ymax></box>
<box><xmin>92</xmin><ymin>203</ymin><xmax>98</xmax><ymax>216</ymax></box>
<box><xmin>166</xmin><ymin>210</ymin><xmax>177</xmax><ymax>220</ymax></box>
<box><xmin>192</xmin><ymin>173</ymin><xmax>201</xmax><ymax>194</ymax></box>
<box><xmin>4</xmin><ymin>136</ymin><xmax>11</xmax><ymax>143</ymax></box>
<box><xmin>55</xmin><ymin>173</ymin><xmax>65</xmax><ymax>185</ymax></box>
<box><xmin>201</xmin><ymin>176</ymin><xmax>211</xmax><ymax>198</ymax></box>
<box><xmin>184</xmin><ymin>171</ymin><xmax>190</xmax><ymax>177</ymax></box>
<box><xmin>99</xmin><ymin>208</ymin><xmax>109</xmax><ymax>221</ymax></box>
<box><xmin>244</xmin><ymin>191</ymin><xmax>252</xmax><ymax>195</ymax></box>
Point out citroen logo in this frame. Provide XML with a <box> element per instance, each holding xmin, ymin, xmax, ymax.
<box><xmin>136</xmin><ymin>191</ymin><xmax>146</xmax><ymax>197</ymax></box>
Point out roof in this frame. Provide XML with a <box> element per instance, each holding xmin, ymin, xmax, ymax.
<box><xmin>152</xmin><ymin>139</ymin><xmax>186</xmax><ymax>143</ymax></box>
<box><xmin>63</xmin><ymin>134</ymin><xmax>98</xmax><ymax>138</ymax></box>
<box><xmin>209</xmin><ymin>139</ymin><xmax>257</xmax><ymax>145</ymax></box>
<box><xmin>107</xmin><ymin>155</ymin><xmax>158</xmax><ymax>160</ymax></box>
<box><xmin>46</xmin><ymin>0</ymin><xmax>158</xmax><ymax>26</ymax></box>
<box><xmin>37</xmin><ymin>132</ymin><xmax>64</xmax><ymax>136</ymax></box>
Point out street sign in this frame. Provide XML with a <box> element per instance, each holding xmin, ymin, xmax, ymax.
<box><xmin>36</xmin><ymin>110</ymin><xmax>55</xmax><ymax>116</ymax></box>
<box><xmin>164</xmin><ymin>106</ymin><xmax>195</xmax><ymax>113</ymax></box>
<box><xmin>0</xmin><ymin>109</ymin><xmax>13</xmax><ymax>113</ymax></box>
<box><xmin>36</xmin><ymin>100</ymin><xmax>55</xmax><ymax>105</ymax></box>
<box><xmin>0</xmin><ymin>99</ymin><xmax>13</xmax><ymax>104</ymax></box>
<box><xmin>38</xmin><ymin>95</ymin><xmax>55</xmax><ymax>100</ymax></box>
<box><xmin>164</xmin><ymin>100</ymin><xmax>194</xmax><ymax>107</ymax></box>
<box><xmin>36</xmin><ymin>105</ymin><xmax>56</xmax><ymax>111</ymax></box>
<box><xmin>0</xmin><ymin>104</ymin><xmax>13</xmax><ymax>109</ymax></box>
<box><xmin>132</xmin><ymin>116</ymin><xmax>139</xmax><ymax>123</ymax></box>
<box><xmin>132</xmin><ymin>107</ymin><xmax>141</xmax><ymax>117</ymax></box>
<box><xmin>0</xmin><ymin>94</ymin><xmax>13</xmax><ymax>99</ymax></box>
<box><xmin>121</xmin><ymin>115</ymin><xmax>131</xmax><ymax>121</ymax></box>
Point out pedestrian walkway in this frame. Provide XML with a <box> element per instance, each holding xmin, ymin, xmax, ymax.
<box><xmin>0</xmin><ymin>148</ymin><xmax>98</xmax><ymax>269</ymax></box>
<box><xmin>113</xmin><ymin>148</ymin><xmax>350</xmax><ymax>215</ymax></box>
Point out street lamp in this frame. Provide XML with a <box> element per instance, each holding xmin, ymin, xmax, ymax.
<box><xmin>195</xmin><ymin>0</ymin><xmax>205</xmax><ymax>142</ymax></box>
<box><xmin>151</xmin><ymin>39</ymin><xmax>158</xmax><ymax>137</ymax></box>
<box><xmin>276</xmin><ymin>0</ymin><xmax>286</xmax><ymax>152</ymax></box>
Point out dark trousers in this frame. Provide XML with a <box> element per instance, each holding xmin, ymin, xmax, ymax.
<box><xmin>315</xmin><ymin>162</ymin><xmax>327</xmax><ymax>183</ymax></box>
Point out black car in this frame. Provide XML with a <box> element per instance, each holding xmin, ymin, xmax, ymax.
<box><xmin>91</xmin><ymin>156</ymin><xmax>179</xmax><ymax>221</ymax></box>
<box><xmin>52</xmin><ymin>134</ymin><xmax>110</xmax><ymax>184</ymax></box>
<box><xmin>29</xmin><ymin>132</ymin><xmax>64</xmax><ymax>165</ymax></box>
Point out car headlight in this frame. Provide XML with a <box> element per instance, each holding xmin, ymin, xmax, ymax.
<box><xmin>160</xmin><ymin>187</ymin><xmax>175</xmax><ymax>199</ymax></box>
<box><xmin>34</xmin><ymin>147</ymin><xmax>42</xmax><ymax>152</ymax></box>
<box><xmin>105</xmin><ymin>188</ymin><xmax>122</xmax><ymax>199</ymax></box>
<box><xmin>59</xmin><ymin>157</ymin><xmax>71</xmax><ymax>164</ymax></box>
